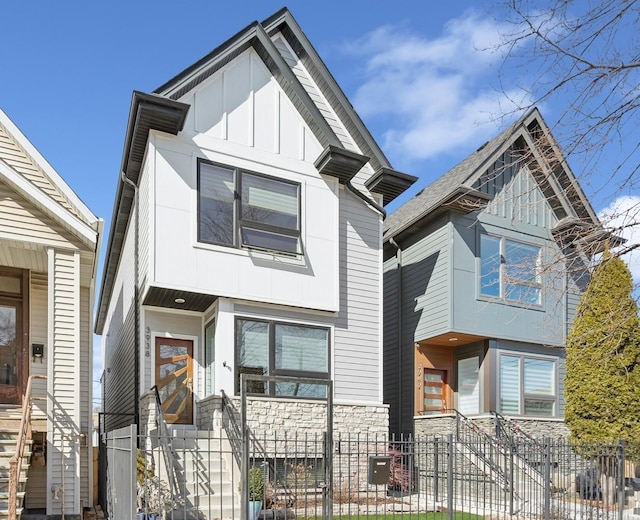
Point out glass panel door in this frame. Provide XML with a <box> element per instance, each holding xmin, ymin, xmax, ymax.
<box><xmin>0</xmin><ymin>303</ymin><xmax>21</xmax><ymax>404</ymax></box>
<box><xmin>155</xmin><ymin>338</ymin><xmax>194</xmax><ymax>425</ymax></box>
<box><xmin>422</xmin><ymin>369</ymin><xmax>447</xmax><ymax>415</ymax></box>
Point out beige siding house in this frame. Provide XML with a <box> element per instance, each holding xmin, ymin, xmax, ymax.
<box><xmin>0</xmin><ymin>109</ymin><xmax>102</xmax><ymax>518</ymax></box>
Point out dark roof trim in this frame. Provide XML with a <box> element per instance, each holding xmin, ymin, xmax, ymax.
<box><xmin>95</xmin><ymin>93</ymin><xmax>189</xmax><ymax>334</ymax></box>
<box><xmin>121</xmin><ymin>92</ymin><xmax>190</xmax><ymax>183</ymax></box>
<box><xmin>153</xmin><ymin>16</ymin><xmax>341</xmax><ymax>151</ymax></box>
<box><xmin>262</xmin><ymin>10</ymin><xmax>393</xmax><ymax>173</ymax></box>
<box><xmin>365</xmin><ymin>168</ymin><xmax>418</xmax><ymax>206</ymax></box>
<box><xmin>314</xmin><ymin>145</ymin><xmax>369</xmax><ymax>184</ymax></box>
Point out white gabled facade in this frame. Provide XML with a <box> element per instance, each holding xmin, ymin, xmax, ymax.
<box><xmin>97</xmin><ymin>8</ymin><xmax>416</xmax><ymax>436</ymax></box>
<box><xmin>0</xmin><ymin>108</ymin><xmax>101</xmax><ymax>516</ymax></box>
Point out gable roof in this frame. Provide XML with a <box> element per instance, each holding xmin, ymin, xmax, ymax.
<box><xmin>0</xmin><ymin>109</ymin><xmax>100</xmax><ymax>248</ymax></box>
<box><xmin>384</xmin><ymin>108</ymin><xmax>602</xmax><ymax>245</ymax></box>
<box><xmin>95</xmin><ymin>8</ymin><xmax>416</xmax><ymax>333</ymax></box>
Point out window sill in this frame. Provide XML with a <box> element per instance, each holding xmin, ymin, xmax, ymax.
<box><xmin>476</xmin><ymin>295</ymin><xmax>544</xmax><ymax>311</ymax></box>
<box><xmin>194</xmin><ymin>240</ymin><xmax>307</xmax><ymax>267</ymax></box>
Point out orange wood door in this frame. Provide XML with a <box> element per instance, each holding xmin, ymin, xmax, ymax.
<box><xmin>155</xmin><ymin>337</ymin><xmax>193</xmax><ymax>424</ymax></box>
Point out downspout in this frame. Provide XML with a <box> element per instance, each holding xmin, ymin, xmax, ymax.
<box><xmin>345</xmin><ymin>181</ymin><xmax>386</xmax><ymax>219</ymax></box>
<box><xmin>120</xmin><ymin>173</ymin><xmax>140</xmax><ymax>432</ymax></box>
<box><xmin>389</xmin><ymin>237</ymin><xmax>403</xmax><ymax>434</ymax></box>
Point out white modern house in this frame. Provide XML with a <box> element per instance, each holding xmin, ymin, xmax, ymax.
<box><xmin>96</xmin><ymin>8</ymin><xmax>416</xmax><ymax>438</ymax></box>
<box><xmin>0</xmin><ymin>108</ymin><xmax>102</xmax><ymax>518</ymax></box>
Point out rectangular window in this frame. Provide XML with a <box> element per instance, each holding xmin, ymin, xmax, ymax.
<box><xmin>198</xmin><ymin>160</ymin><xmax>301</xmax><ymax>254</ymax></box>
<box><xmin>204</xmin><ymin>320</ymin><xmax>215</xmax><ymax>396</ymax></box>
<box><xmin>236</xmin><ymin>318</ymin><xmax>329</xmax><ymax>399</ymax></box>
<box><xmin>499</xmin><ymin>354</ymin><xmax>556</xmax><ymax>417</ymax></box>
<box><xmin>457</xmin><ymin>357</ymin><xmax>479</xmax><ymax>415</ymax></box>
<box><xmin>480</xmin><ymin>234</ymin><xmax>541</xmax><ymax>304</ymax></box>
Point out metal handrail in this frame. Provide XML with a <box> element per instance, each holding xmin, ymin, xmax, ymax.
<box><xmin>149</xmin><ymin>385</ymin><xmax>179</xmax><ymax>498</ymax></box>
<box><xmin>9</xmin><ymin>375</ymin><xmax>46</xmax><ymax>520</ymax></box>
<box><xmin>491</xmin><ymin>410</ymin><xmax>539</xmax><ymax>444</ymax></box>
<box><xmin>444</xmin><ymin>408</ymin><xmax>512</xmax><ymax>487</ymax></box>
<box><xmin>220</xmin><ymin>389</ymin><xmax>298</xmax><ymax>510</ymax></box>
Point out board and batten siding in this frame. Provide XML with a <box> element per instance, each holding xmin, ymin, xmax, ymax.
<box><xmin>102</xmin><ymin>210</ymin><xmax>138</xmax><ymax>431</ymax></box>
<box><xmin>182</xmin><ymin>48</ymin><xmax>322</xmax><ymax>162</ymax></box>
<box><xmin>47</xmin><ymin>249</ymin><xmax>80</xmax><ymax>516</ymax></box>
<box><xmin>382</xmin><ymin>254</ymin><xmax>401</xmax><ymax>434</ymax></box>
<box><xmin>332</xmin><ymin>187</ymin><xmax>382</xmax><ymax>402</ymax></box>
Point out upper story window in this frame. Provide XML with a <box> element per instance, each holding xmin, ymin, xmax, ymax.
<box><xmin>480</xmin><ymin>234</ymin><xmax>541</xmax><ymax>304</ymax></box>
<box><xmin>198</xmin><ymin>159</ymin><xmax>301</xmax><ymax>255</ymax></box>
<box><xmin>235</xmin><ymin>318</ymin><xmax>330</xmax><ymax>399</ymax></box>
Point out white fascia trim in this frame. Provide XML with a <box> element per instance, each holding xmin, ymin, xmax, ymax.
<box><xmin>0</xmin><ymin>109</ymin><xmax>98</xmax><ymax>224</ymax></box>
<box><xmin>0</xmin><ymin>159</ymin><xmax>97</xmax><ymax>247</ymax></box>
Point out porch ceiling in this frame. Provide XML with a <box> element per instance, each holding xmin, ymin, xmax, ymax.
<box><xmin>142</xmin><ymin>285</ymin><xmax>218</xmax><ymax>312</ymax></box>
<box><xmin>417</xmin><ymin>332</ymin><xmax>488</xmax><ymax>348</ymax></box>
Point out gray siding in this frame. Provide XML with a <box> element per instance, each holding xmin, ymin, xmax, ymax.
<box><xmin>80</xmin><ymin>285</ymin><xmax>91</xmax><ymax>502</ymax></box>
<box><xmin>332</xmin><ymin>188</ymin><xmax>381</xmax><ymax>402</ymax></box>
<box><xmin>383</xmin><ymin>215</ymin><xmax>450</xmax><ymax>435</ymax></box>
<box><xmin>103</xmin><ymin>214</ymin><xmax>138</xmax><ymax>432</ymax></box>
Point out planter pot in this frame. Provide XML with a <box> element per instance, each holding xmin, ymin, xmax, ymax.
<box><xmin>249</xmin><ymin>500</ymin><xmax>262</xmax><ymax>520</ymax></box>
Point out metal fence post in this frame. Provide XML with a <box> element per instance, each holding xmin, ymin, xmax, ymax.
<box><xmin>544</xmin><ymin>438</ymin><xmax>551</xmax><ymax>520</ymax></box>
<box><xmin>434</xmin><ymin>437</ymin><xmax>439</xmax><ymax>502</ymax></box>
<box><xmin>618</xmin><ymin>441</ymin><xmax>626</xmax><ymax>520</ymax></box>
<box><xmin>447</xmin><ymin>433</ymin><xmax>454</xmax><ymax>520</ymax></box>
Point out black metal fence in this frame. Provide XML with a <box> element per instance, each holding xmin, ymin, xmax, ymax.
<box><xmin>105</xmin><ymin>425</ymin><xmax>639</xmax><ymax>520</ymax></box>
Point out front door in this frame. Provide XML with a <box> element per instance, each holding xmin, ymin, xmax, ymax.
<box><xmin>155</xmin><ymin>337</ymin><xmax>194</xmax><ymax>425</ymax></box>
<box><xmin>421</xmin><ymin>368</ymin><xmax>447</xmax><ymax>415</ymax></box>
<box><xmin>0</xmin><ymin>302</ymin><xmax>22</xmax><ymax>404</ymax></box>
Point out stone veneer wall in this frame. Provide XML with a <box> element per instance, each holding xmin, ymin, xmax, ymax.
<box><xmin>414</xmin><ymin>413</ymin><xmax>570</xmax><ymax>439</ymax></box>
<box><xmin>197</xmin><ymin>396</ymin><xmax>389</xmax><ymax>436</ymax></box>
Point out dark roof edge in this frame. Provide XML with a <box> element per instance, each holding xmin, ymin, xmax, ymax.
<box><xmin>153</xmin><ymin>20</ymin><xmax>260</xmax><ymax>96</ymax></box>
<box><xmin>365</xmin><ymin>168</ymin><xmax>418</xmax><ymax>206</ymax></box>
<box><xmin>96</xmin><ymin>93</ymin><xmax>189</xmax><ymax>334</ymax></box>
<box><xmin>263</xmin><ymin>9</ymin><xmax>394</xmax><ymax>172</ymax></box>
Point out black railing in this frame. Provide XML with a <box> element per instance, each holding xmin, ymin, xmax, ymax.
<box><xmin>150</xmin><ymin>385</ymin><xmax>180</xmax><ymax>497</ymax></box>
<box><xmin>446</xmin><ymin>409</ymin><xmax>514</xmax><ymax>492</ymax></box>
<box><xmin>491</xmin><ymin>410</ymin><xmax>547</xmax><ymax>476</ymax></box>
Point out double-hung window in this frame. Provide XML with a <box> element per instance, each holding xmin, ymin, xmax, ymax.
<box><xmin>499</xmin><ymin>354</ymin><xmax>556</xmax><ymax>416</ymax></box>
<box><xmin>198</xmin><ymin>160</ymin><xmax>301</xmax><ymax>254</ymax></box>
<box><xmin>480</xmin><ymin>234</ymin><xmax>541</xmax><ymax>304</ymax></box>
<box><xmin>235</xmin><ymin>318</ymin><xmax>330</xmax><ymax>398</ymax></box>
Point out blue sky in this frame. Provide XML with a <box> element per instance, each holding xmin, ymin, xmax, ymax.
<box><xmin>1</xmin><ymin>1</ymin><xmax>638</xmax><ymax>407</ymax></box>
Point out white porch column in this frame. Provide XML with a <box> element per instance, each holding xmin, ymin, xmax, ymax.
<box><xmin>46</xmin><ymin>248</ymin><xmax>81</xmax><ymax>516</ymax></box>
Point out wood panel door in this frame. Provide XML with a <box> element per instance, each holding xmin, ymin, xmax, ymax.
<box><xmin>420</xmin><ymin>368</ymin><xmax>447</xmax><ymax>415</ymax></box>
<box><xmin>155</xmin><ymin>337</ymin><xmax>193</xmax><ymax>425</ymax></box>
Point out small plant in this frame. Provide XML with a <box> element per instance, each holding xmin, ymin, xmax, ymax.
<box><xmin>249</xmin><ymin>467</ymin><xmax>265</xmax><ymax>501</ymax></box>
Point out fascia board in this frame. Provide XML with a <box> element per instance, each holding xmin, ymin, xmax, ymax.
<box><xmin>0</xmin><ymin>159</ymin><xmax>98</xmax><ymax>247</ymax></box>
<box><xmin>0</xmin><ymin>109</ymin><xmax>98</xmax><ymax>225</ymax></box>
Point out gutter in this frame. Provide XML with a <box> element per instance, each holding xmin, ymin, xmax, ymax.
<box><xmin>389</xmin><ymin>237</ymin><xmax>403</xmax><ymax>433</ymax></box>
<box><xmin>345</xmin><ymin>181</ymin><xmax>386</xmax><ymax>219</ymax></box>
<box><xmin>120</xmin><ymin>173</ymin><xmax>140</xmax><ymax>429</ymax></box>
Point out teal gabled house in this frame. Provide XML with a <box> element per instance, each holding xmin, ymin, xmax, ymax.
<box><xmin>383</xmin><ymin>108</ymin><xmax>612</xmax><ymax>436</ymax></box>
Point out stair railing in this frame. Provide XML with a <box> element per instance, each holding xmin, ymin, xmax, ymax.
<box><xmin>491</xmin><ymin>410</ymin><xmax>547</xmax><ymax>477</ymax></box>
<box><xmin>445</xmin><ymin>408</ymin><xmax>512</xmax><ymax>488</ymax></box>
<box><xmin>220</xmin><ymin>390</ymin><xmax>297</xmax><ymax>509</ymax></box>
<box><xmin>149</xmin><ymin>385</ymin><xmax>179</xmax><ymax>499</ymax></box>
<box><xmin>9</xmin><ymin>375</ymin><xmax>46</xmax><ymax>520</ymax></box>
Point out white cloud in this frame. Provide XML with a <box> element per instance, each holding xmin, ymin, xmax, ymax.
<box><xmin>598</xmin><ymin>195</ymin><xmax>640</xmax><ymax>281</ymax></box>
<box><xmin>346</xmin><ymin>11</ymin><xmax>532</xmax><ymax>162</ymax></box>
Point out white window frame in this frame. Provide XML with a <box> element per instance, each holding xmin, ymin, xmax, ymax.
<box><xmin>497</xmin><ymin>352</ymin><xmax>557</xmax><ymax>417</ymax></box>
<box><xmin>479</xmin><ymin>233</ymin><xmax>542</xmax><ymax>305</ymax></box>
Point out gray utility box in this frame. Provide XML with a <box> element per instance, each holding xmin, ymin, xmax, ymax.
<box><xmin>368</xmin><ymin>456</ymin><xmax>391</xmax><ymax>485</ymax></box>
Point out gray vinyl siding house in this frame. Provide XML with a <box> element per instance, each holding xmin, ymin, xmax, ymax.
<box><xmin>383</xmin><ymin>108</ymin><xmax>607</xmax><ymax>437</ymax></box>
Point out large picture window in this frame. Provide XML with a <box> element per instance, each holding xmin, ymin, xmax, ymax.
<box><xmin>198</xmin><ymin>160</ymin><xmax>301</xmax><ymax>254</ymax></box>
<box><xmin>480</xmin><ymin>234</ymin><xmax>541</xmax><ymax>304</ymax></box>
<box><xmin>235</xmin><ymin>318</ymin><xmax>329</xmax><ymax>398</ymax></box>
<box><xmin>499</xmin><ymin>354</ymin><xmax>556</xmax><ymax>417</ymax></box>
